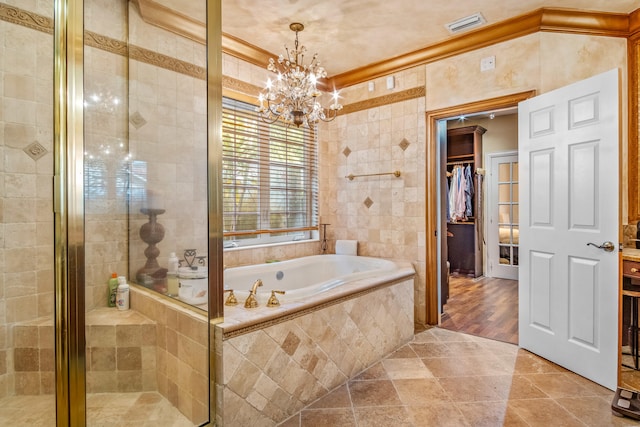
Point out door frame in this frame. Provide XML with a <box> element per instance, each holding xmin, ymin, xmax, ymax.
<box><xmin>425</xmin><ymin>90</ymin><xmax>536</xmax><ymax>324</ymax></box>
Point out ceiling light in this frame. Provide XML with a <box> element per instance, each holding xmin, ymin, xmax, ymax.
<box><xmin>257</xmin><ymin>23</ymin><xmax>342</xmax><ymax>128</ymax></box>
<box><xmin>446</xmin><ymin>13</ymin><xmax>486</xmax><ymax>34</ymax></box>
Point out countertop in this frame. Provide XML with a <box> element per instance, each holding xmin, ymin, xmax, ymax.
<box><xmin>622</xmin><ymin>247</ymin><xmax>640</xmax><ymax>262</ymax></box>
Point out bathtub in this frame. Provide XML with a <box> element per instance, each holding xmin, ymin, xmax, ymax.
<box><xmin>215</xmin><ymin>254</ymin><xmax>415</xmax><ymax>425</ymax></box>
<box><xmin>224</xmin><ymin>254</ymin><xmax>402</xmax><ymax>302</ymax></box>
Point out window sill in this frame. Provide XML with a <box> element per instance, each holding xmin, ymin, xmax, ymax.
<box><xmin>223</xmin><ymin>238</ymin><xmax>320</xmax><ymax>253</ymax></box>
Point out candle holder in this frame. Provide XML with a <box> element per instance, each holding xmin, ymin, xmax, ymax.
<box><xmin>136</xmin><ymin>208</ymin><xmax>167</xmax><ymax>292</ymax></box>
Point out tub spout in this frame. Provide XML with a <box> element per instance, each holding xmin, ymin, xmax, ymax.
<box><xmin>244</xmin><ymin>279</ymin><xmax>263</xmax><ymax>308</ymax></box>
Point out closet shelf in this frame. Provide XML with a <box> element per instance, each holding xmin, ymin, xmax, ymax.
<box><xmin>447</xmin><ymin>154</ymin><xmax>474</xmax><ymax>161</ymax></box>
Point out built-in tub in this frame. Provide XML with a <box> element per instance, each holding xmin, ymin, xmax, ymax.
<box><xmin>220</xmin><ymin>254</ymin><xmax>415</xmax><ymax>332</ymax></box>
<box><xmin>215</xmin><ymin>254</ymin><xmax>415</xmax><ymax>426</ymax></box>
<box><xmin>225</xmin><ymin>254</ymin><xmax>402</xmax><ymax>302</ymax></box>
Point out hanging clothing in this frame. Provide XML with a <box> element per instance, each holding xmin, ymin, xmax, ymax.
<box><xmin>464</xmin><ymin>164</ymin><xmax>474</xmax><ymax>218</ymax></box>
<box><xmin>448</xmin><ymin>164</ymin><xmax>474</xmax><ymax>222</ymax></box>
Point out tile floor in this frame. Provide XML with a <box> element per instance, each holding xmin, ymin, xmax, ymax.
<box><xmin>281</xmin><ymin>327</ymin><xmax>640</xmax><ymax>427</ymax></box>
<box><xmin>2</xmin><ymin>327</ymin><xmax>640</xmax><ymax>426</ymax></box>
<box><xmin>0</xmin><ymin>391</ymin><xmax>192</xmax><ymax>426</ymax></box>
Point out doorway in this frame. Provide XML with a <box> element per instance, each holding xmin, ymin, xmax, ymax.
<box><xmin>441</xmin><ymin>113</ymin><xmax>519</xmax><ymax>344</ymax></box>
<box><xmin>424</xmin><ymin>91</ymin><xmax>535</xmax><ymax>340</ymax></box>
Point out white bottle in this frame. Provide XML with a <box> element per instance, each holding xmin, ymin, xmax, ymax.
<box><xmin>116</xmin><ymin>276</ymin><xmax>130</xmax><ymax>310</ymax></box>
<box><xmin>167</xmin><ymin>252</ymin><xmax>180</xmax><ymax>297</ymax></box>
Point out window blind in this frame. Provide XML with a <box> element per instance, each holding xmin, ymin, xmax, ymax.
<box><xmin>222</xmin><ymin>97</ymin><xmax>318</xmax><ymax>245</ymax></box>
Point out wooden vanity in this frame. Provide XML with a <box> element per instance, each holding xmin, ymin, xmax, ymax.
<box><xmin>621</xmin><ymin>249</ymin><xmax>640</xmax><ymax>390</ymax></box>
<box><xmin>613</xmin><ymin>249</ymin><xmax>640</xmax><ymax>419</ymax></box>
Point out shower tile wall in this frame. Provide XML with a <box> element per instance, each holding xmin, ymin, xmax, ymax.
<box><xmin>126</xmin><ymin>3</ymin><xmax>209</xmax><ymax>281</ymax></box>
<box><xmin>0</xmin><ymin>2</ymin><xmax>55</xmax><ymax>398</ymax></box>
<box><xmin>84</xmin><ymin>0</ymin><xmax>129</xmax><ymax>310</ymax></box>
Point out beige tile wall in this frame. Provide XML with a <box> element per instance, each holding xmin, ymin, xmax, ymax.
<box><xmin>318</xmin><ymin>67</ymin><xmax>427</xmax><ymax>324</ymax></box>
<box><xmin>131</xmin><ymin>286</ymin><xmax>209</xmax><ymax>424</ymax></box>
<box><xmin>216</xmin><ymin>277</ymin><xmax>414</xmax><ymax>426</ymax></box>
<box><xmin>127</xmin><ymin>2</ymin><xmax>209</xmax><ymax>284</ymax></box>
<box><xmin>0</xmin><ymin>3</ymin><xmax>55</xmax><ymax>398</ymax></box>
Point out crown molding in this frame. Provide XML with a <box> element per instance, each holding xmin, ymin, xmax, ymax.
<box><xmin>133</xmin><ymin>0</ymin><xmax>205</xmax><ymax>44</ymax></box>
<box><xmin>631</xmin><ymin>8</ymin><xmax>640</xmax><ymax>36</ymax></box>
<box><xmin>330</xmin><ymin>8</ymin><xmax>635</xmax><ymax>88</ymax></box>
<box><xmin>133</xmin><ymin>2</ymin><xmax>639</xmax><ymax>90</ymax></box>
<box><xmin>133</xmin><ymin>0</ymin><xmax>273</xmax><ymax>68</ymax></box>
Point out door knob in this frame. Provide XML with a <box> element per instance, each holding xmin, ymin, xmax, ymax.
<box><xmin>586</xmin><ymin>241</ymin><xmax>615</xmax><ymax>252</ymax></box>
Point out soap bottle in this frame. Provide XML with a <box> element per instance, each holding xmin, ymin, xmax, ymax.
<box><xmin>167</xmin><ymin>252</ymin><xmax>180</xmax><ymax>297</ymax></box>
<box><xmin>108</xmin><ymin>272</ymin><xmax>118</xmax><ymax>307</ymax></box>
<box><xmin>116</xmin><ymin>276</ymin><xmax>129</xmax><ymax>310</ymax></box>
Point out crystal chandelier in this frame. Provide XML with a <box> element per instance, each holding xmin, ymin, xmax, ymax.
<box><xmin>257</xmin><ymin>23</ymin><xmax>342</xmax><ymax>128</ymax></box>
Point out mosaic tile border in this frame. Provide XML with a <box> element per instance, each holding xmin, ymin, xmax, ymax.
<box><xmin>339</xmin><ymin>86</ymin><xmax>426</xmax><ymax>115</ymax></box>
<box><xmin>0</xmin><ymin>3</ymin><xmax>52</xmax><ymax>34</ymax></box>
<box><xmin>220</xmin><ymin>274</ymin><xmax>414</xmax><ymax>340</ymax></box>
<box><xmin>84</xmin><ymin>30</ymin><xmax>128</xmax><ymax>57</ymax></box>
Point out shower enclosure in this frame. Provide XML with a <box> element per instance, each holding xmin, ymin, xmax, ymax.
<box><xmin>0</xmin><ymin>0</ymin><xmax>222</xmax><ymax>425</ymax></box>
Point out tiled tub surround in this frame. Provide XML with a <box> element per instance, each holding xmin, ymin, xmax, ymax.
<box><xmin>215</xmin><ymin>262</ymin><xmax>415</xmax><ymax>426</ymax></box>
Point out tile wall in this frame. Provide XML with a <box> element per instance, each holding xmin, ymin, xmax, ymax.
<box><xmin>82</xmin><ymin>0</ymin><xmax>131</xmax><ymax>313</ymax></box>
<box><xmin>318</xmin><ymin>68</ymin><xmax>427</xmax><ymax>324</ymax></box>
<box><xmin>131</xmin><ymin>286</ymin><xmax>209</xmax><ymax>425</ymax></box>
<box><xmin>0</xmin><ymin>1</ymin><xmax>55</xmax><ymax>399</ymax></box>
<box><xmin>215</xmin><ymin>277</ymin><xmax>415</xmax><ymax>426</ymax></box>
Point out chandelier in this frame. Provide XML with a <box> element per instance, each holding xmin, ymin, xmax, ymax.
<box><xmin>257</xmin><ymin>23</ymin><xmax>342</xmax><ymax>128</ymax></box>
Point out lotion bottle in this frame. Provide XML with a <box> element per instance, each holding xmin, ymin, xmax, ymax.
<box><xmin>108</xmin><ymin>272</ymin><xmax>118</xmax><ymax>307</ymax></box>
<box><xmin>116</xmin><ymin>276</ymin><xmax>129</xmax><ymax>310</ymax></box>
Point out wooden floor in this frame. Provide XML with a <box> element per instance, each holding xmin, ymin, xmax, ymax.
<box><xmin>440</xmin><ymin>274</ymin><xmax>519</xmax><ymax>345</ymax></box>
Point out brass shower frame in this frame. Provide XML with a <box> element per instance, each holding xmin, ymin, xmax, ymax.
<box><xmin>53</xmin><ymin>0</ymin><xmax>223</xmax><ymax>424</ymax></box>
<box><xmin>54</xmin><ymin>0</ymin><xmax>86</xmax><ymax>425</ymax></box>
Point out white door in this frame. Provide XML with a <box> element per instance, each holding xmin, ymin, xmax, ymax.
<box><xmin>518</xmin><ymin>68</ymin><xmax>619</xmax><ymax>390</ymax></box>
<box><xmin>488</xmin><ymin>153</ymin><xmax>519</xmax><ymax>280</ymax></box>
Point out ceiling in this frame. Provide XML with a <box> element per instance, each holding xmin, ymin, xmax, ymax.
<box><xmin>156</xmin><ymin>0</ymin><xmax>638</xmax><ymax>77</ymax></box>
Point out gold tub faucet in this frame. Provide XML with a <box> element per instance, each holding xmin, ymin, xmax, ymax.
<box><xmin>267</xmin><ymin>290</ymin><xmax>286</xmax><ymax>307</ymax></box>
<box><xmin>244</xmin><ymin>279</ymin><xmax>263</xmax><ymax>308</ymax></box>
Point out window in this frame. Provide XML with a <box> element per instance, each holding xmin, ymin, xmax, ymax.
<box><xmin>222</xmin><ymin>97</ymin><xmax>318</xmax><ymax>247</ymax></box>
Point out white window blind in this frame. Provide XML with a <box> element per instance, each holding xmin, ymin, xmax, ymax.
<box><xmin>222</xmin><ymin>97</ymin><xmax>318</xmax><ymax>247</ymax></box>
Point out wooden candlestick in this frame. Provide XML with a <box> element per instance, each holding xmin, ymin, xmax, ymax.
<box><xmin>136</xmin><ymin>208</ymin><xmax>167</xmax><ymax>287</ymax></box>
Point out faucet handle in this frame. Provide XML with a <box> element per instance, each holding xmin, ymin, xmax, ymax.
<box><xmin>224</xmin><ymin>289</ymin><xmax>238</xmax><ymax>306</ymax></box>
<box><xmin>267</xmin><ymin>290</ymin><xmax>286</xmax><ymax>307</ymax></box>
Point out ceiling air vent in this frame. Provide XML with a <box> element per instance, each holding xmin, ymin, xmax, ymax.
<box><xmin>445</xmin><ymin>13</ymin><xmax>486</xmax><ymax>34</ymax></box>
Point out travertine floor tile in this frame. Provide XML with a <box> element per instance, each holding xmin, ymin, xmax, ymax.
<box><xmin>455</xmin><ymin>401</ymin><xmax>529</xmax><ymax>427</ymax></box>
<box><xmin>393</xmin><ymin>378</ymin><xmax>451</xmax><ymax>405</ymax></box>
<box><xmin>407</xmin><ymin>402</ymin><xmax>470</xmax><ymax>427</ymax></box>
<box><xmin>308</xmin><ymin>384</ymin><xmax>351</xmax><ymax>409</ymax></box>
<box><xmin>438</xmin><ymin>375</ymin><xmax>507</xmax><ymax>402</ymax></box>
<box><xmin>348</xmin><ymin>379</ymin><xmax>402</xmax><ymax>406</ymax></box>
<box><xmin>300</xmin><ymin>408</ymin><xmax>356</xmax><ymax>427</ymax></box>
<box><xmin>382</xmin><ymin>357</ymin><xmax>433</xmax><ymax>379</ymax></box>
<box><xmin>7</xmin><ymin>328</ymin><xmax>640</xmax><ymax>427</ymax></box>
<box><xmin>351</xmin><ymin>361</ymin><xmax>388</xmax><ymax>381</ymax></box>
<box><xmin>353</xmin><ymin>406</ymin><xmax>413</xmax><ymax>427</ymax></box>
<box><xmin>557</xmin><ymin>396</ymin><xmax>636</xmax><ymax>426</ymax></box>
<box><xmin>508</xmin><ymin>398</ymin><xmax>585</xmax><ymax>427</ymax></box>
